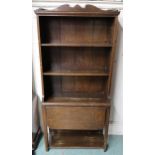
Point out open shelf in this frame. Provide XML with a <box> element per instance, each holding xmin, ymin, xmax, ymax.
<box><xmin>44</xmin><ymin>76</ymin><xmax>108</xmax><ymax>99</ymax></box>
<box><xmin>41</xmin><ymin>47</ymin><xmax>111</xmax><ymax>74</ymax></box>
<box><xmin>49</xmin><ymin>130</ymin><xmax>104</xmax><ymax>148</ymax></box>
<box><xmin>43</xmin><ymin>71</ymin><xmax>109</xmax><ymax>76</ymax></box>
<box><xmin>41</xmin><ymin>43</ymin><xmax>112</xmax><ymax>47</ymax></box>
<box><xmin>39</xmin><ymin>17</ymin><xmax>114</xmax><ymax>45</ymax></box>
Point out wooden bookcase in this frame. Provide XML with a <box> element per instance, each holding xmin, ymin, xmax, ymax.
<box><xmin>35</xmin><ymin>4</ymin><xmax>119</xmax><ymax>151</ymax></box>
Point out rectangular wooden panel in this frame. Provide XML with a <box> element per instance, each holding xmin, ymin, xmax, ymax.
<box><xmin>62</xmin><ymin>77</ymin><xmax>104</xmax><ymax>92</ymax></box>
<box><xmin>46</xmin><ymin>106</ymin><xmax>106</xmax><ymax>130</ymax></box>
<box><xmin>61</xmin><ymin>18</ymin><xmax>93</xmax><ymax>44</ymax></box>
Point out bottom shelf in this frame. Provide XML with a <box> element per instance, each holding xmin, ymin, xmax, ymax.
<box><xmin>49</xmin><ymin>130</ymin><xmax>104</xmax><ymax>148</ymax></box>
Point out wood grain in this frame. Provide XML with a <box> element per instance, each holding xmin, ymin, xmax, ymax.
<box><xmin>43</xmin><ymin>97</ymin><xmax>110</xmax><ymax>107</ymax></box>
<box><xmin>43</xmin><ymin>71</ymin><xmax>109</xmax><ymax>76</ymax></box>
<box><xmin>43</xmin><ymin>76</ymin><xmax>108</xmax><ymax>99</ymax></box>
<box><xmin>46</xmin><ymin>106</ymin><xmax>106</xmax><ymax>130</ymax></box>
<box><xmin>39</xmin><ymin>17</ymin><xmax>113</xmax><ymax>45</ymax></box>
<box><xmin>107</xmin><ymin>17</ymin><xmax>119</xmax><ymax>96</ymax></box>
<box><xmin>49</xmin><ymin>130</ymin><xmax>104</xmax><ymax>148</ymax></box>
<box><xmin>41</xmin><ymin>47</ymin><xmax>110</xmax><ymax>74</ymax></box>
<box><xmin>35</xmin><ymin>4</ymin><xmax>120</xmax><ymax>151</ymax></box>
<box><xmin>41</xmin><ymin>43</ymin><xmax>112</xmax><ymax>47</ymax></box>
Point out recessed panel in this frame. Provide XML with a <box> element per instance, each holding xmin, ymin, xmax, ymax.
<box><xmin>44</xmin><ymin>76</ymin><xmax>108</xmax><ymax>100</ymax></box>
<box><xmin>42</xmin><ymin>47</ymin><xmax>111</xmax><ymax>73</ymax></box>
<box><xmin>39</xmin><ymin>17</ymin><xmax>114</xmax><ymax>44</ymax></box>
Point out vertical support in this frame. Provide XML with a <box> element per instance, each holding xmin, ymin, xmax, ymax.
<box><xmin>107</xmin><ymin>17</ymin><xmax>119</xmax><ymax>96</ymax></box>
<box><xmin>104</xmin><ymin>107</ymin><xmax>110</xmax><ymax>152</ymax></box>
<box><xmin>42</xmin><ymin>105</ymin><xmax>48</xmax><ymax>151</ymax></box>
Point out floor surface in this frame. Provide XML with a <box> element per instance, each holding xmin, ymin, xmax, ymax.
<box><xmin>35</xmin><ymin>135</ymin><xmax>123</xmax><ymax>155</ymax></box>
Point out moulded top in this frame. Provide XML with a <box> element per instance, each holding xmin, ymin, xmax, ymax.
<box><xmin>35</xmin><ymin>4</ymin><xmax>120</xmax><ymax>17</ymax></box>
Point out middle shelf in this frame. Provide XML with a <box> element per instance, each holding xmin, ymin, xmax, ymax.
<box><xmin>41</xmin><ymin>47</ymin><xmax>111</xmax><ymax>75</ymax></box>
<box><xmin>41</xmin><ymin>42</ymin><xmax>112</xmax><ymax>47</ymax></box>
<box><xmin>43</xmin><ymin>76</ymin><xmax>108</xmax><ymax>100</ymax></box>
<box><xmin>43</xmin><ymin>71</ymin><xmax>109</xmax><ymax>76</ymax></box>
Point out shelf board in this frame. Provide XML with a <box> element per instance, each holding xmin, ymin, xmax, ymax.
<box><xmin>41</xmin><ymin>43</ymin><xmax>112</xmax><ymax>47</ymax></box>
<box><xmin>43</xmin><ymin>97</ymin><xmax>110</xmax><ymax>107</ymax></box>
<box><xmin>43</xmin><ymin>71</ymin><xmax>109</xmax><ymax>76</ymax></box>
<box><xmin>49</xmin><ymin>130</ymin><xmax>104</xmax><ymax>148</ymax></box>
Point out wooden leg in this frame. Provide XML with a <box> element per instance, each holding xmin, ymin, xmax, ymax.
<box><xmin>42</xmin><ymin>105</ymin><xmax>48</xmax><ymax>151</ymax></box>
<box><xmin>104</xmin><ymin>108</ymin><xmax>110</xmax><ymax>152</ymax></box>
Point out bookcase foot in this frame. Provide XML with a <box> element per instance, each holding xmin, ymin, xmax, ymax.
<box><xmin>104</xmin><ymin>144</ymin><xmax>108</xmax><ymax>152</ymax></box>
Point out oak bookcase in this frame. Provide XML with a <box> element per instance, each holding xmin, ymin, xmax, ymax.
<box><xmin>35</xmin><ymin>4</ymin><xmax>119</xmax><ymax>151</ymax></box>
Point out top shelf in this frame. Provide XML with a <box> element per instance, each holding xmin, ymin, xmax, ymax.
<box><xmin>41</xmin><ymin>43</ymin><xmax>112</xmax><ymax>47</ymax></box>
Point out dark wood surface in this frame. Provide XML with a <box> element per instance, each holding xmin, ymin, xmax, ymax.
<box><xmin>41</xmin><ymin>43</ymin><xmax>112</xmax><ymax>47</ymax></box>
<box><xmin>43</xmin><ymin>76</ymin><xmax>108</xmax><ymax>99</ymax></box>
<box><xmin>49</xmin><ymin>130</ymin><xmax>104</xmax><ymax>148</ymax></box>
<box><xmin>43</xmin><ymin>71</ymin><xmax>109</xmax><ymax>76</ymax></box>
<box><xmin>41</xmin><ymin>47</ymin><xmax>110</xmax><ymax>74</ymax></box>
<box><xmin>108</xmin><ymin>17</ymin><xmax>119</xmax><ymax>95</ymax></box>
<box><xmin>35</xmin><ymin>4</ymin><xmax>119</xmax><ymax>151</ymax></box>
<box><xmin>39</xmin><ymin>17</ymin><xmax>113</xmax><ymax>45</ymax></box>
<box><xmin>46</xmin><ymin>106</ymin><xmax>106</xmax><ymax>130</ymax></box>
<box><xmin>43</xmin><ymin>97</ymin><xmax>110</xmax><ymax>107</ymax></box>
